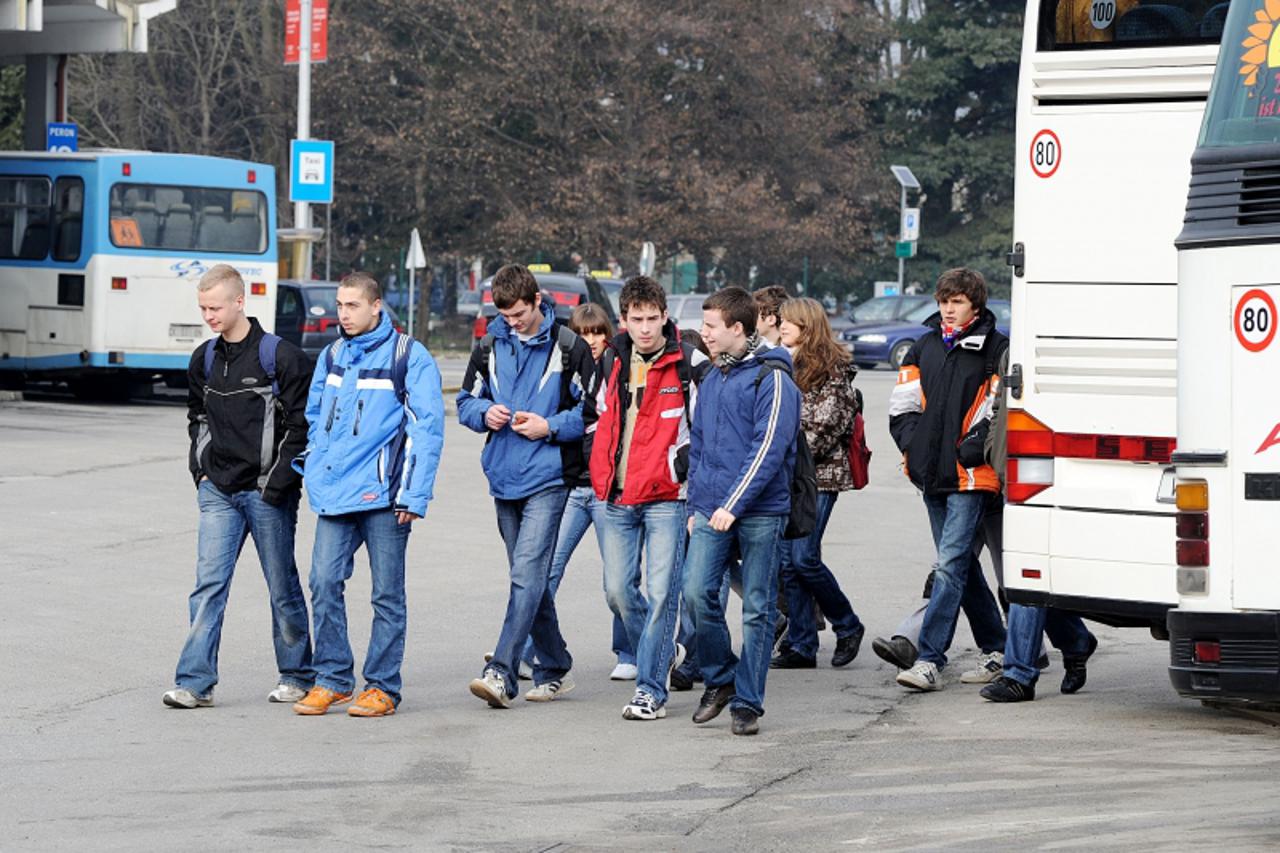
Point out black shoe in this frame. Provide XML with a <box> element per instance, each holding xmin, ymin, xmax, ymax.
<box><xmin>670</xmin><ymin>667</ymin><xmax>695</xmax><ymax>692</ymax></box>
<box><xmin>773</xmin><ymin>613</ymin><xmax>789</xmax><ymax>650</ymax></box>
<box><xmin>871</xmin><ymin>635</ymin><xmax>918</xmax><ymax>671</ymax></box>
<box><xmin>770</xmin><ymin>649</ymin><xmax>817</xmax><ymax>669</ymax></box>
<box><xmin>831</xmin><ymin>625</ymin><xmax>866</xmax><ymax>668</ymax></box>
<box><xmin>980</xmin><ymin>675</ymin><xmax>1036</xmax><ymax>703</ymax></box>
<box><xmin>1060</xmin><ymin>633</ymin><xmax>1098</xmax><ymax>695</ymax></box>
<box><xmin>1036</xmin><ymin>653</ymin><xmax>1051</xmax><ymax>670</ymax></box>
<box><xmin>692</xmin><ymin>684</ymin><xmax>734</xmax><ymax>724</ymax></box>
<box><xmin>730</xmin><ymin>707</ymin><xmax>759</xmax><ymax>736</ymax></box>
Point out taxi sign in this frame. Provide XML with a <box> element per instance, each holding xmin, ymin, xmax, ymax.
<box><xmin>590</xmin><ymin>270</ymin><xmax>612</xmax><ymax>278</ymax></box>
<box><xmin>528</xmin><ymin>263</ymin><xmax>552</xmax><ymax>273</ymax></box>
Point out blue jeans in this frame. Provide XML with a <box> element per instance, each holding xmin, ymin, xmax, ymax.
<box><xmin>781</xmin><ymin>491</ymin><xmax>863</xmax><ymax>659</ymax></box>
<box><xmin>309</xmin><ymin>509</ymin><xmax>412</xmax><ymax>705</ymax></box>
<box><xmin>522</xmin><ymin>486</ymin><xmax>635</xmax><ymax>667</ymax></box>
<box><xmin>175</xmin><ymin>482</ymin><xmax>313</xmax><ymax>697</ymax></box>
<box><xmin>684</xmin><ymin>513</ymin><xmax>785</xmax><ymax>716</ymax></box>
<box><xmin>489</xmin><ymin>485</ymin><xmax>573</xmax><ymax>697</ymax></box>
<box><xmin>918</xmin><ymin>491</ymin><xmax>1006</xmax><ymax>667</ymax></box>
<box><xmin>1005</xmin><ymin>604</ymin><xmax>1095</xmax><ymax>686</ymax></box>
<box><xmin>598</xmin><ymin>500</ymin><xmax>687</xmax><ymax>703</ymax></box>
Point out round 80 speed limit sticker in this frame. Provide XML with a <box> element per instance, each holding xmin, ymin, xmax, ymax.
<box><xmin>1235</xmin><ymin>289</ymin><xmax>1277</xmax><ymax>352</ymax></box>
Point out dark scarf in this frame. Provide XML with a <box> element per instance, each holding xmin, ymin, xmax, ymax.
<box><xmin>717</xmin><ymin>333</ymin><xmax>761</xmax><ymax>371</ymax></box>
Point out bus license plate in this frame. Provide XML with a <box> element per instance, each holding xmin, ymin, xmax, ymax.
<box><xmin>169</xmin><ymin>324</ymin><xmax>202</xmax><ymax>339</ymax></box>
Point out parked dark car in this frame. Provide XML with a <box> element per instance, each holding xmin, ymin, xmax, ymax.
<box><xmin>473</xmin><ymin>272</ymin><xmax>620</xmax><ymax>339</ymax></box>
<box><xmin>830</xmin><ymin>294</ymin><xmax>931</xmax><ymax>339</ymax></box>
<box><xmin>275</xmin><ymin>280</ymin><xmax>341</xmax><ymax>363</ymax></box>
<box><xmin>841</xmin><ymin>298</ymin><xmax>1012</xmax><ymax>370</ymax></box>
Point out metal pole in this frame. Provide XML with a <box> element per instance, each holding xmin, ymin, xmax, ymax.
<box><xmin>897</xmin><ymin>185</ymin><xmax>906</xmax><ymax>294</ymax></box>
<box><xmin>407</xmin><ymin>266</ymin><xmax>416</xmax><ymax>340</ymax></box>
<box><xmin>294</xmin><ymin>0</ymin><xmax>313</xmax><ymax>279</ymax></box>
<box><xmin>325</xmin><ymin>203</ymin><xmax>332</xmax><ymax>281</ymax></box>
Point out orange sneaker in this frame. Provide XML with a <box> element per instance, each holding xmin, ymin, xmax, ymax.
<box><xmin>292</xmin><ymin>686</ymin><xmax>352</xmax><ymax>715</ymax></box>
<box><xmin>348</xmin><ymin>687</ymin><xmax>397</xmax><ymax>717</ymax></box>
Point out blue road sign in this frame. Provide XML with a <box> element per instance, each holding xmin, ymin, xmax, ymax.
<box><xmin>47</xmin><ymin>122</ymin><xmax>78</xmax><ymax>153</ymax></box>
<box><xmin>290</xmin><ymin>139</ymin><xmax>335</xmax><ymax>203</ymax></box>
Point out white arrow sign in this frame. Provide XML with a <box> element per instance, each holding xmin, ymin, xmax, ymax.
<box><xmin>406</xmin><ymin>227</ymin><xmax>427</xmax><ymax>270</ymax></box>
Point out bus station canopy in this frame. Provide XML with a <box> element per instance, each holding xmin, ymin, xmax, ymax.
<box><xmin>0</xmin><ymin>0</ymin><xmax>176</xmax><ymax>61</ymax></box>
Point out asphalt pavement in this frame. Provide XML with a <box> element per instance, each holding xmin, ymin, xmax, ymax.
<box><xmin>2</xmin><ymin>369</ymin><xmax>1278</xmax><ymax>851</ymax></box>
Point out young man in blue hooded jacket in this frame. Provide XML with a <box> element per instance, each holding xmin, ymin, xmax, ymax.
<box><xmin>291</xmin><ymin>272</ymin><xmax>445</xmax><ymax>718</ymax></box>
<box><xmin>458</xmin><ymin>264</ymin><xmax>596</xmax><ymax>708</ymax></box>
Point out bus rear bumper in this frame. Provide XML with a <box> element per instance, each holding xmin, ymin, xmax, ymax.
<box><xmin>1168</xmin><ymin>609</ymin><xmax>1280</xmax><ymax>704</ymax></box>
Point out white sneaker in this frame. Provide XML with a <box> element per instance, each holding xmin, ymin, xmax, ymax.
<box><xmin>610</xmin><ymin>662</ymin><xmax>638</xmax><ymax>681</ymax></box>
<box><xmin>960</xmin><ymin>651</ymin><xmax>1004</xmax><ymax>684</ymax></box>
<box><xmin>524</xmin><ymin>674</ymin><xmax>576</xmax><ymax>702</ymax></box>
<box><xmin>267</xmin><ymin>683</ymin><xmax>308</xmax><ymax>703</ymax></box>
<box><xmin>518</xmin><ymin>660</ymin><xmax>534</xmax><ymax>680</ymax></box>
<box><xmin>896</xmin><ymin>661</ymin><xmax>940</xmax><ymax>691</ymax></box>
<box><xmin>665</xmin><ymin>643</ymin><xmax>687</xmax><ymax>691</ymax></box>
<box><xmin>622</xmin><ymin>689</ymin><xmax>667</xmax><ymax>720</ymax></box>
<box><xmin>162</xmin><ymin>687</ymin><xmax>212</xmax><ymax>709</ymax></box>
<box><xmin>469</xmin><ymin>668</ymin><xmax>512</xmax><ymax>709</ymax></box>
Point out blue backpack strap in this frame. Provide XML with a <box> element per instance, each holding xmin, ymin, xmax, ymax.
<box><xmin>391</xmin><ymin>333</ymin><xmax>412</xmax><ymax>406</ymax></box>
<box><xmin>202</xmin><ymin>339</ymin><xmax>217</xmax><ymax>384</ymax></box>
<box><xmin>257</xmin><ymin>333</ymin><xmax>282</xmax><ymax>397</ymax></box>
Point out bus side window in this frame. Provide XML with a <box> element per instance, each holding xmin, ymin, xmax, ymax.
<box><xmin>0</xmin><ymin>177</ymin><xmax>52</xmax><ymax>260</ymax></box>
<box><xmin>53</xmin><ymin>177</ymin><xmax>84</xmax><ymax>263</ymax></box>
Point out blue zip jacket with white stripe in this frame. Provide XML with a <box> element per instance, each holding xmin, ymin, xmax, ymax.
<box><xmin>686</xmin><ymin>341</ymin><xmax>801</xmax><ymax>520</ymax></box>
<box><xmin>295</xmin><ymin>311</ymin><xmax>445</xmax><ymax>518</ymax></box>
<box><xmin>456</xmin><ymin>300</ymin><xmax>595</xmax><ymax>500</ymax></box>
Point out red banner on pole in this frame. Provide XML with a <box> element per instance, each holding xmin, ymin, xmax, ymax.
<box><xmin>285</xmin><ymin>0</ymin><xmax>328</xmax><ymax>65</ymax></box>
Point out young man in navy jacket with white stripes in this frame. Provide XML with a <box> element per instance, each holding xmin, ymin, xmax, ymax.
<box><xmin>682</xmin><ymin>286</ymin><xmax>801</xmax><ymax>736</ymax></box>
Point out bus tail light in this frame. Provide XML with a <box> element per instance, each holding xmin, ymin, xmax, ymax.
<box><xmin>248</xmin><ymin>169</ymin><xmax>257</xmax><ymax>184</ymax></box>
<box><xmin>1175</xmin><ymin>481</ymin><xmax>1209</xmax><ymax>511</ymax></box>
<box><xmin>111</xmin><ymin>277</ymin><xmax>128</xmax><ymax>291</ymax></box>
<box><xmin>1176</xmin><ymin>540</ymin><xmax>1209</xmax><ymax>567</ymax></box>
<box><xmin>122</xmin><ymin>162</ymin><xmax>131</xmax><ymax>176</ymax></box>
<box><xmin>1007</xmin><ymin>458</ymin><xmax>1053</xmax><ymax>503</ymax></box>
<box><xmin>250</xmin><ymin>282</ymin><xmax>267</xmax><ymax>296</ymax></box>
<box><xmin>473</xmin><ymin>315</ymin><xmax>488</xmax><ymax>338</ymax></box>
<box><xmin>1005</xmin><ymin>409</ymin><xmax>1176</xmax><ymax>504</ymax></box>
<box><xmin>1193</xmin><ymin>640</ymin><xmax>1221</xmax><ymax>664</ymax></box>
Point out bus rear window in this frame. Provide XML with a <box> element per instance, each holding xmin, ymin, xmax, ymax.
<box><xmin>1200</xmin><ymin>1</ymin><xmax>1280</xmax><ymax>147</ymax></box>
<box><xmin>109</xmin><ymin>183</ymin><xmax>268</xmax><ymax>254</ymax></box>
<box><xmin>1039</xmin><ymin>0</ymin><xmax>1226</xmax><ymax>50</ymax></box>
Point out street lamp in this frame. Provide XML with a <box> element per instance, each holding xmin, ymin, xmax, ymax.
<box><xmin>891</xmin><ymin>165</ymin><xmax>919</xmax><ymax>295</ymax></box>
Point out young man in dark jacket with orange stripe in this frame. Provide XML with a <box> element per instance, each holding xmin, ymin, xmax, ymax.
<box><xmin>888</xmin><ymin>268</ymin><xmax>1008</xmax><ymax>692</ymax></box>
<box><xmin>589</xmin><ymin>276</ymin><xmax>709</xmax><ymax>721</ymax></box>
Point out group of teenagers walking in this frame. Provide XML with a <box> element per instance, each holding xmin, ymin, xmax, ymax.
<box><xmin>162</xmin><ymin>261</ymin><xmax>1100</xmax><ymax>733</ymax></box>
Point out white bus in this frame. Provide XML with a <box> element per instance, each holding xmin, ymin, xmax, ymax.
<box><xmin>1002</xmin><ymin>2</ymin><xmax>1225</xmax><ymax>630</ymax></box>
<box><xmin>1170</xmin><ymin>0</ymin><xmax>1280</xmax><ymax>706</ymax></box>
<box><xmin>0</xmin><ymin>151</ymin><xmax>278</xmax><ymax>397</ymax></box>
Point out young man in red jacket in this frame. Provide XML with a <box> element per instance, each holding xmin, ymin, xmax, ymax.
<box><xmin>589</xmin><ymin>276</ymin><xmax>709</xmax><ymax>721</ymax></box>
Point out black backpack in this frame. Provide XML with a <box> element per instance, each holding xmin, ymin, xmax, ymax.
<box><xmin>754</xmin><ymin>360</ymin><xmax>817</xmax><ymax>541</ymax></box>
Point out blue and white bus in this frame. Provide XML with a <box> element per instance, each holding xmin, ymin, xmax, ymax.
<box><xmin>0</xmin><ymin>151</ymin><xmax>278</xmax><ymax>395</ymax></box>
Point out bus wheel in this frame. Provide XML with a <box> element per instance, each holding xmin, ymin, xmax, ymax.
<box><xmin>889</xmin><ymin>340</ymin><xmax>913</xmax><ymax>370</ymax></box>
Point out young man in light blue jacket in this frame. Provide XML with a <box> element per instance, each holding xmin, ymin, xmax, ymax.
<box><xmin>458</xmin><ymin>264</ymin><xmax>596</xmax><ymax>708</ymax></box>
<box><xmin>291</xmin><ymin>272</ymin><xmax>444</xmax><ymax>718</ymax></box>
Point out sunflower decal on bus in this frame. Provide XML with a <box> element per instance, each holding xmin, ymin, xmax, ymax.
<box><xmin>1241</xmin><ymin>1</ymin><xmax>1280</xmax><ymax>91</ymax></box>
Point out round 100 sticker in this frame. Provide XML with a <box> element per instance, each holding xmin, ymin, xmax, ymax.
<box><xmin>1235</xmin><ymin>289</ymin><xmax>1277</xmax><ymax>353</ymax></box>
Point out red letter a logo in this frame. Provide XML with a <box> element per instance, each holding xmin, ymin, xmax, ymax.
<box><xmin>1257</xmin><ymin>423</ymin><xmax>1280</xmax><ymax>455</ymax></box>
